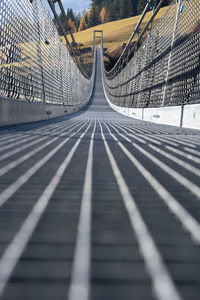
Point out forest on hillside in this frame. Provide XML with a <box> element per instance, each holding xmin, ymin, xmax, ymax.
<box><xmin>56</xmin><ymin>0</ymin><xmax>170</xmax><ymax>33</ymax></box>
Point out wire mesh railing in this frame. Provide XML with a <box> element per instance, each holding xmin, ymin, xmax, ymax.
<box><xmin>102</xmin><ymin>0</ymin><xmax>200</xmax><ymax>108</ymax></box>
<box><xmin>0</xmin><ymin>0</ymin><xmax>95</xmax><ymax>106</ymax></box>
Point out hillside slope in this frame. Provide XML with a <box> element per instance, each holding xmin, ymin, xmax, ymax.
<box><xmin>65</xmin><ymin>6</ymin><xmax>169</xmax><ymax>53</ymax></box>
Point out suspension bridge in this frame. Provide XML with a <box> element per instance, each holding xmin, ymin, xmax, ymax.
<box><xmin>0</xmin><ymin>0</ymin><xmax>200</xmax><ymax>300</ymax></box>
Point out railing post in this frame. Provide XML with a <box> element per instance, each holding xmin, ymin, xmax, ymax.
<box><xmin>59</xmin><ymin>43</ymin><xmax>65</xmax><ymax>104</ymax></box>
<box><xmin>33</xmin><ymin>0</ymin><xmax>46</xmax><ymax>102</ymax></box>
<box><xmin>138</xmin><ymin>1</ymin><xmax>156</xmax><ymax>106</ymax></box>
<box><xmin>162</xmin><ymin>0</ymin><xmax>182</xmax><ymax>106</ymax></box>
<box><xmin>93</xmin><ymin>31</ymin><xmax>95</xmax><ymax>52</ymax></box>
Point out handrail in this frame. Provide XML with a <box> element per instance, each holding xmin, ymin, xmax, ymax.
<box><xmin>101</xmin><ymin>0</ymin><xmax>200</xmax><ymax>108</ymax></box>
<box><xmin>0</xmin><ymin>0</ymin><xmax>96</xmax><ymax>105</ymax></box>
<box><xmin>105</xmin><ymin>1</ymin><xmax>150</xmax><ymax>78</ymax></box>
<box><xmin>105</xmin><ymin>0</ymin><xmax>167</xmax><ymax>79</ymax></box>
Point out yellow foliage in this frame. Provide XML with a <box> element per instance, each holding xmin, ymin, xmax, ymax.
<box><xmin>78</xmin><ymin>16</ymin><xmax>87</xmax><ymax>32</ymax></box>
<box><xmin>87</xmin><ymin>7</ymin><xmax>93</xmax><ymax>21</ymax></box>
<box><xmin>68</xmin><ymin>18</ymin><xmax>76</xmax><ymax>33</ymax></box>
<box><xmin>100</xmin><ymin>7</ymin><xmax>106</xmax><ymax>23</ymax></box>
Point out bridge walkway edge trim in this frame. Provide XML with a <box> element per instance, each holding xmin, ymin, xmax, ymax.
<box><xmin>0</xmin><ymin>98</ymin><xmax>85</xmax><ymax>127</ymax></box>
<box><xmin>100</xmin><ymin>51</ymin><xmax>200</xmax><ymax>131</ymax></box>
<box><xmin>0</xmin><ymin>50</ymin><xmax>97</xmax><ymax>127</ymax></box>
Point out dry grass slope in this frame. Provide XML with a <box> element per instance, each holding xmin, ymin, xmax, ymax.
<box><xmin>63</xmin><ymin>6</ymin><xmax>169</xmax><ymax>54</ymax></box>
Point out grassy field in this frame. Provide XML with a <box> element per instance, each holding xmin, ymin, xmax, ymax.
<box><xmin>64</xmin><ymin>6</ymin><xmax>169</xmax><ymax>55</ymax></box>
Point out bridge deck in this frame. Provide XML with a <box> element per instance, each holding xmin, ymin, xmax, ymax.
<box><xmin>0</xmin><ymin>52</ymin><xmax>200</xmax><ymax>300</ymax></box>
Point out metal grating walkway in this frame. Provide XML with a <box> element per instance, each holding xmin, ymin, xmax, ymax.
<box><xmin>0</xmin><ymin>52</ymin><xmax>200</xmax><ymax>300</ymax></box>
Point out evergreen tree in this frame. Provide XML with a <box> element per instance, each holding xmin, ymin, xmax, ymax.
<box><xmin>119</xmin><ymin>0</ymin><xmax>129</xmax><ymax>19</ymax></box>
<box><xmin>74</xmin><ymin>12</ymin><xmax>81</xmax><ymax>31</ymax></box>
<box><xmin>93</xmin><ymin>0</ymin><xmax>102</xmax><ymax>9</ymax></box>
<box><xmin>113</xmin><ymin>0</ymin><xmax>121</xmax><ymax>20</ymax></box>
<box><xmin>87</xmin><ymin>7</ymin><xmax>93</xmax><ymax>22</ymax></box>
<box><xmin>130</xmin><ymin>0</ymin><xmax>138</xmax><ymax>16</ymax></box>
<box><xmin>88</xmin><ymin>1</ymin><xmax>100</xmax><ymax>27</ymax></box>
<box><xmin>137</xmin><ymin>0</ymin><xmax>147</xmax><ymax>14</ymax></box>
<box><xmin>69</xmin><ymin>8</ymin><xmax>75</xmax><ymax>22</ymax></box>
<box><xmin>137</xmin><ymin>0</ymin><xmax>170</xmax><ymax>14</ymax></box>
<box><xmin>86</xmin><ymin>0</ymin><xmax>170</xmax><ymax>26</ymax></box>
<box><xmin>109</xmin><ymin>1</ymin><xmax>117</xmax><ymax>21</ymax></box>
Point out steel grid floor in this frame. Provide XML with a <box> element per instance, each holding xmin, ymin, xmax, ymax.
<box><xmin>0</xmin><ymin>52</ymin><xmax>200</xmax><ymax>300</ymax></box>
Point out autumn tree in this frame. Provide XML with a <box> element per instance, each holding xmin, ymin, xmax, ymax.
<box><xmin>82</xmin><ymin>9</ymin><xmax>87</xmax><ymax>17</ymax></box>
<box><xmin>100</xmin><ymin>7</ymin><xmax>106</xmax><ymax>23</ymax></box>
<box><xmin>68</xmin><ymin>18</ymin><xmax>76</xmax><ymax>33</ymax></box>
<box><xmin>78</xmin><ymin>16</ymin><xmax>87</xmax><ymax>31</ymax></box>
<box><xmin>87</xmin><ymin>7</ymin><xmax>93</xmax><ymax>23</ymax></box>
